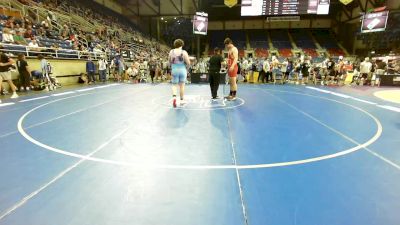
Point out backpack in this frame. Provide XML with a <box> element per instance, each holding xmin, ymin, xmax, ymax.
<box><xmin>114</xmin><ymin>58</ymin><xmax>120</xmax><ymax>68</ymax></box>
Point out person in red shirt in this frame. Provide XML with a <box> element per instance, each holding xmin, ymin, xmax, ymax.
<box><xmin>224</xmin><ymin>38</ymin><xmax>239</xmax><ymax>101</ymax></box>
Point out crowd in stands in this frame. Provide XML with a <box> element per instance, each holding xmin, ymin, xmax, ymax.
<box><xmin>1</xmin><ymin>0</ymin><xmax>169</xmax><ymax>61</ymax></box>
<box><xmin>191</xmin><ymin>53</ymin><xmax>400</xmax><ymax>86</ymax></box>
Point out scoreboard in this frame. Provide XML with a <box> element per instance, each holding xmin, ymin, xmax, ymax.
<box><xmin>241</xmin><ymin>0</ymin><xmax>330</xmax><ymax>16</ymax></box>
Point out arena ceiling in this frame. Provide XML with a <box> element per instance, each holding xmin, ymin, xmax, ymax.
<box><xmin>117</xmin><ymin>0</ymin><xmax>392</xmax><ymax>21</ymax></box>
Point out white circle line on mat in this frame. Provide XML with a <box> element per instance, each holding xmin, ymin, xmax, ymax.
<box><xmin>17</xmin><ymin>89</ymin><xmax>382</xmax><ymax>170</ymax></box>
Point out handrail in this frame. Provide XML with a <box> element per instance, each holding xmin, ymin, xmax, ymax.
<box><xmin>0</xmin><ymin>43</ymin><xmax>107</xmax><ymax>60</ymax></box>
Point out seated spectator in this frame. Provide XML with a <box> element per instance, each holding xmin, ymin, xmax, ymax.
<box><xmin>5</xmin><ymin>17</ymin><xmax>15</xmax><ymax>29</ymax></box>
<box><xmin>78</xmin><ymin>73</ymin><xmax>89</xmax><ymax>84</ymax></box>
<box><xmin>24</xmin><ymin>26</ymin><xmax>35</xmax><ymax>39</ymax></box>
<box><xmin>2</xmin><ymin>28</ymin><xmax>14</xmax><ymax>43</ymax></box>
<box><xmin>13</xmin><ymin>30</ymin><xmax>28</xmax><ymax>45</ymax></box>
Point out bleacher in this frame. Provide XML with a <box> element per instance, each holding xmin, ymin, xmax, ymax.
<box><xmin>312</xmin><ymin>29</ymin><xmax>344</xmax><ymax>56</ymax></box>
<box><xmin>0</xmin><ymin>0</ymin><xmax>159</xmax><ymax>62</ymax></box>
<box><xmin>270</xmin><ymin>30</ymin><xmax>292</xmax><ymax>49</ymax></box>
<box><xmin>248</xmin><ymin>30</ymin><xmax>269</xmax><ymax>58</ymax></box>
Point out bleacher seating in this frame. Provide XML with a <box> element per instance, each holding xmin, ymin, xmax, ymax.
<box><xmin>279</xmin><ymin>49</ymin><xmax>293</xmax><ymax>58</ymax></box>
<box><xmin>270</xmin><ymin>30</ymin><xmax>292</xmax><ymax>49</ymax></box>
<box><xmin>303</xmin><ymin>48</ymin><xmax>318</xmax><ymax>57</ymax></box>
<box><xmin>209</xmin><ymin>30</ymin><xmax>246</xmax><ymax>50</ymax></box>
<box><xmin>249</xmin><ymin>30</ymin><xmax>268</xmax><ymax>49</ymax></box>
<box><xmin>290</xmin><ymin>29</ymin><xmax>316</xmax><ymax>49</ymax></box>
<box><xmin>209</xmin><ymin>31</ymin><xmax>226</xmax><ymax>49</ymax></box>
<box><xmin>255</xmin><ymin>48</ymin><xmax>268</xmax><ymax>58</ymax></box>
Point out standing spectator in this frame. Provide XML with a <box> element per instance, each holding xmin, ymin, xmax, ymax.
<box><xmin>359</xmin><ymin>57</ymin><xmax>372</xmax><ymax>85</ymax></box>
<box><xmin>98</xmin><ymin>57</ymin><xmax>108</xmax><ymax>83</ymax></box>
<box><xmin>148</xmin><ymin>58</ymin><xmax>157</xmax><ymax>83</ymax></box>
<box><xmin>301</xmin><ymin>59</ymin><xmax>310</xmax><ymax>84</ymax></box>
<box><xmin>257</xmin><ymin>58</ymin><xmax>265</xmax><ymax>83</ymax></box>
<box><xmin>0</xmin><ymin>53</ymin><xmax>18</xmax><ymax>99</ymax></box>
<box><xmin>263</xmin><ymin>58</ymin><xmax>271</xmax><ymax>83</ymax></box>
<box><xmin>17</xmin><ymin>54</ymin><xmax>31</xmax><ymax>91</ymax></box>
<box><xmin>281</xmin><ymin>58</ymin><xmax>289</xmax><ymax>83</ymax></box>
<box><xmin>271</xmin><ymin>56</ymin><xmax>280</xmax><ymax>84</ymax></box>
<box><xmin>86</xmin><ymin>58</ymin><xmax>96</xmax><ymax>84</ymax></box>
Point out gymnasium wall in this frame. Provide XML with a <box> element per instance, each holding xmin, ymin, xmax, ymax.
<box><xmin>6</xmin><ymin>58</ymin><xmax>89</xmax><ymax>87</ymax></box>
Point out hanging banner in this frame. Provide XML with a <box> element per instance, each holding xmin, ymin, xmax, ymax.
<box><xmin>224</xmin><ymin>0</ymin><xmax>238</xmax><ymax>8</ymax></box>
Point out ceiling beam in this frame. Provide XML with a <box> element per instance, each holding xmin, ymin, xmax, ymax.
<box><xmin>192</xmin><ymin>0</ymin><xmax>198</xmax><ymax>11</ymax></box>
<box><xmin>143</xmin><ymin>0</ymin><xmax>159</xmax><ymax>15</ymax></box>
<box><xmin>168</xmin><ymin>0</ymin><xmax>182</xmax><ymax>14</ymax></box>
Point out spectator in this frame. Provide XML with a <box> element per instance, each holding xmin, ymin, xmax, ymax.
<box><xmin>148</xmin><ymin>58</ymin><xmax>157</xmax><ymax>83</ymax></box>
<box><xmin>2</xmin><ymin>28</ymin><xmax>14</xmax><ymax>43</ymax></box>
<box><xmin>24</xmin><ymin>26</ymin><xmax>35</xmax><ymax>39</ymax></box>
<box><xmin>0</xmin><ymin>53</ymin><xmax>19</xmax><ymax>99</ymax></box>
<box><xmin>16</xmin><ymin>54</ymin><xmax>31</xmax><ymax>91</ymax></box>
<box><xmin>86</xmin><ymin>58</ymin><xmax>96</xmax><ymax>83</ymax></box>
<box><xmin>98</xmin><ymin>57</ymin><xmax>107</xmax><ymax>83</ymax></box>
<box><xmin>13</xmin><ymin>30</ymin><xmax>28</xmax><ymax>45</ymax></box>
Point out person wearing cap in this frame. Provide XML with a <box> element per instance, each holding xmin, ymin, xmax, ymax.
<box><xmin>208</xmin><ymin>47</ymin><xmax>224</xmax><ymax>100</ymax></box>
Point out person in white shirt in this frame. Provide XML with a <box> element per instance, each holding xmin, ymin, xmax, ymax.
<box><xmin>126</xmin><ymin>62</ymin><xmax>139</xmax><ymax>83</ymax></box>
<box><xmin>281</xmin><ymin>58</ymin><xmax>288</xmax><ymax>83</ymax></box>
<box><xmin>98</xmin><ymin>57</ymin><xmax>108</xmax><ymax>83</ymax></box>
<box><xmin>2</xmin><ymin>28</ymin><xmax>14</xmax><ymax>43</ymax></box>
<box><xmin>271</xmin><ymin>56</ymin><xmax>280</xmax><ymax>84</ymax></box>
<box><xmin>359</xmin><ymin>57</ymin><xmax>372</xmax><ymax>85</ymax></box>
<box><xmin>262</xmin><ymin>58</ymin><xmax>270</xmax><ymax>83</ymax></box>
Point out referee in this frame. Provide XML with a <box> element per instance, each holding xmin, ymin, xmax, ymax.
<box><xmin>208</xmin><ymin>47</ymin><xmax>223</xmax><ymax>100</ymax></box>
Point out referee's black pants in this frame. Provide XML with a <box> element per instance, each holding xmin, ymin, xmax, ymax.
<box><xmin>209</xmin><ymin>71</ymin><xmax>220</xmax><ymax>98</ymax></box>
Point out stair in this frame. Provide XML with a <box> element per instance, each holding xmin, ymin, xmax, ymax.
<box><xmin>287</xmin><ymin>30</ymin><xmax>298</xmax><ymax>49</ymax></box>
<box><xmin>308</xmin><ymin>31</ymin><xmax>322</xmax><ymax>50</ymax></box>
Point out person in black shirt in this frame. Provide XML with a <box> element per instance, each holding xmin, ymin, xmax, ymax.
<box><xmin>208</xmin><ymin>48</ymin><xmax>223</xmax><ymax>100</ymax></box>
<box><xmin>301</xmin><ymin>60</ymin><xmax>310</xmax><ymax>84</ymax></box>
<box><xmin>17</xmin><ymin>54</ymin><xmax>31</xmax><ymax>91</ymax></box>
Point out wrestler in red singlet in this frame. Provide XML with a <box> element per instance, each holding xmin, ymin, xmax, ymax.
<box><xmin>227</xmin><ymin>50</ymin><xmax>238</xmax><ymax>78</ymax></box>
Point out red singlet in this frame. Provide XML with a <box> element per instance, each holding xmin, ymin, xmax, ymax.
<box><xmin>227</xmin><ymin>50</ymin><xmax>238</xmax><ymax>77</ymax></box>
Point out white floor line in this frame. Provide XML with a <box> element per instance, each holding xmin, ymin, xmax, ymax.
<box><xmin>0</xmin><ymin>127</ymin><xmax>130</xmax><ymax>221</ymax></box>
<box><xmin>364</xmin><ymin>149</ymin><xmax>400</xmax><ymax>170</ymax></box>
<box><xmin>350</xmin><ymin>97</ymin><xmax>377</xmax><ymax>105</ymax></box>
<box><xmin>51</xmin><ymin>91</ymin><xmax>76</xmax><ymax>97</ymax></box>
<box><xmin>0</xmin><ymin>91</ymin><xmax>138</xmax><ymax>139</ymax></box>
<box><xmin>0</xmin><ymin>103</ymin><xmax>15</xmax><ymax>107</ymax></box>
<box><xmin>329</xmin><ymin>92</ymin><xmax>351</xmax><ymax>98</ymax></box>
<box><xmin>377</xmin><ymin>105</ymin><xmax>400</xmax><ymax>113</ymax></box>
<box><xmin>76</xmin><ymin>88</ymin><xmax>95</xmax><ymax>92</ymax></box>
<box><xmin>19</xmin><ymin>96</ymin><xmax>50</xmax><ymax>103</ymax></box>
<box><xmin>225</xmin><ymin>110</ymin><xmax>249</xmax><ymax>225</ymax></box>
<box><xmin>265</xmin><ymin>91</ymin><xmax>400</xmax><ymax>171</ymax></box>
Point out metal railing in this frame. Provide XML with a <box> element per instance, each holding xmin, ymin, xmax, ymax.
<box><xmin>0</xmin><ymin>43</ymin><xmax>107</xmax><ymax>60</ymax></box>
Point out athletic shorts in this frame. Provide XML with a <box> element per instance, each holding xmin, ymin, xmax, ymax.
<box><xmin>228</xmin><ymin>65</ymin><xmax>238</xmax><ymax>78</ymax></box>
<box><xmin>0</xmin><ymin>71</ymin><xmax>11</xmax><ymax>80</ymax></box>
<box><xmin>171</xmin><ymin>64</ymin><xmax>187</xmax><ymax>84</ymax></box>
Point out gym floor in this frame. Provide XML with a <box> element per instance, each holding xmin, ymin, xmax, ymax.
<box><xmin>0</xmin><ymin>83</ymin><xmax>399</xmax><ymax>225</ymax></box>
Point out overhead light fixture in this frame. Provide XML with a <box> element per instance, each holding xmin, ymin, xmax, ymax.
<box><xmin>161</xmin><ymin>17</ymin><xmax>164</xmax><ymax>20</ymax></box>
<box><xmin>174</xmin><ymin>17</ymin><xmax>177</xmax><ymax>19</ymax></box>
